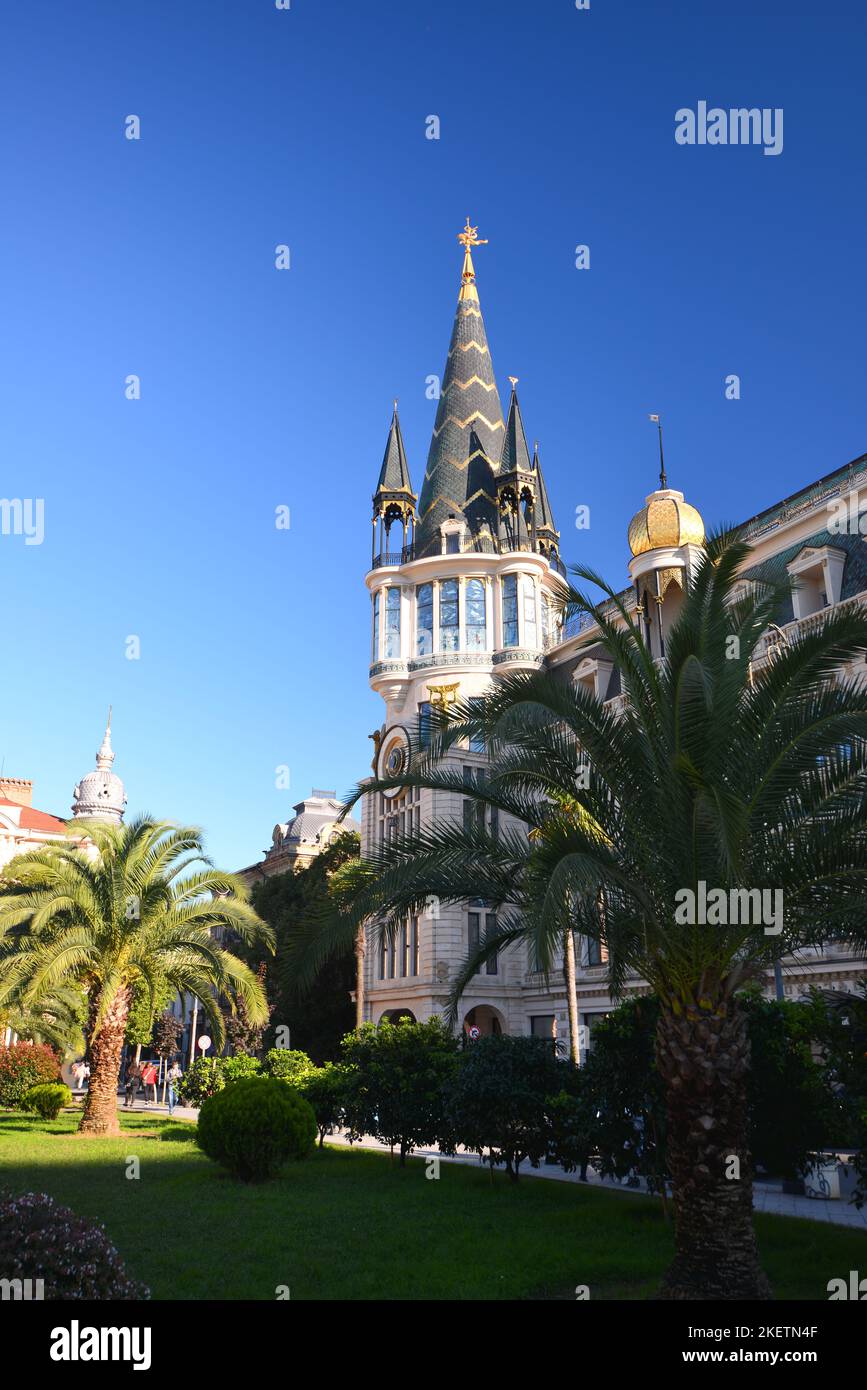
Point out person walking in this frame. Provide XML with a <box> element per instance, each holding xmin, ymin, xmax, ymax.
<box><xmin>71</xmin><ymin>1060</ymin><xmax>85</xmax><ymax>1092</ymax></box>
<box><xmin>124</xmin><ymin>1060</ymin><xmax>139</xmax><ymax>1108</ymax></box>
<box><xmin>167</xmin><ymin>1061</ymin><xmax>182</xmax><ymax>1116</ymax></box>
<box><xmin>140</xmin><ymin>1060</ymin><xmax>157</xmax><ymax>1106</ymax></box>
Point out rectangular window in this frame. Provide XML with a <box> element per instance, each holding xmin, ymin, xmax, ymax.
<box><xmin>446</xmin><ymin>532</ymin><xmax>460</xmax><ymax>554</ymax></box>
<box><xmin>522</xmin><ymin>576</ymin><xmax>537</xmax><ymax>648</ymax></box>
<box><xmin>372</xmin><ymin>592</ymin><xmax>380</xmax><ymax>660</ymax></box>
<box><xmin>379</xmin><ymin>935</ymin><xmax>387</xmax><ymax>980</ymax></box>
<box><xmin>531</xmin><ymin>1014</ymin><xmax>555</xmax><ymax>1038</ymax></box>
<box><xmin>418</xmin><ymin>701</ymin><xmax>432</xmax><ymax>751</ymax></box>
<box><xmin>439</xmin><ymin>578</ymin><xmax>459</xmax><ymax>652</ymax></box>
<box><xmin>411</xmin><ymin>916</ymin><xmax>419</xmax><ymax>976</ymax></box>
<box><xmin>468</xmin><ymin>912</ymin><xmax>480</xmax><ymax>960</ymax></box>
<box><xmin>400</xmin><ymin>922</ymin><xmax>408</xmax><ymax>978</ymax></box>
<box><xmin>541</xmin><ymin>592</ymin><xmax>550</xmax><ymax>646</ymax></box>
<box><xmin>416</xmin><ymin>583</ymin><xmax>433</xmax><ymax>656</ymax></box>
<box><xmin>385</xmin><ymin>587</ymin><xmax>401</xmax><ymax>659</ymax></box>
<box><xmin>489</xmin><ymin>804</ymin><xmax>499</xmax><ymax>841</ymax></box>
<box><xmin>468</xmin><ymin>697</ymin><xmax>485</xmax><ymax>753</ymax></box>
<box><xmin>387</xmin><ymin>936</ymin><xmax>395</xmax><ymax>979</ymax></box>
<box><xmin>502</xmin><ymin>573</ymin><xmax>518</xmax><ymax>647</ymax></box>
<box><xmin>486</xmin><ymin>911</ymin><xmax>498</xmax><ymax>974</ymax></box>
<box><xmin>465</xmin><ymin>578</ymin><xmax>486</xmax><ymax>651</ymax></box>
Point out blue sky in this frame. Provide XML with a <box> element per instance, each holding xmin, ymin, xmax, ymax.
<box><xmin>1</xmin><ymin>0</ymin><xmax>865</xmax><ymax>871</ymax></box>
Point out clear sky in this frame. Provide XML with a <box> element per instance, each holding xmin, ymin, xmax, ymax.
<box><xmin>1</xmin><ymin>0</ymin><xmax>865</xmax><ymax>871</ymax></box>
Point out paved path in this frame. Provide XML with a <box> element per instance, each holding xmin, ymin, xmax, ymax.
<box><xmin>108</xmin><ymin>1094</ymin><xmax>867</xmax><ymax>1232</ymax></box>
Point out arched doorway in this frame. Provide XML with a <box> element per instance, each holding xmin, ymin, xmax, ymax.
<box><xmin>463</xmin><ymin>1004</ymin><xmax>505</xmax><ymax>1039</ymax></box>
<box><xmin>378</xmin><ymin>1008</ymin><xmax>417</xmax><ymax>1025</ymax></box>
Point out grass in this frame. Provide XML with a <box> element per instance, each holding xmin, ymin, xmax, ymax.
<box><xmin>1</xmin><ymin>1108</ymin><xmax>865</xmax><ymax>1300</ymax></box>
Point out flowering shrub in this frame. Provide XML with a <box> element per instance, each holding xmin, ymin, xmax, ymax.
<box><xmin>0</xmin><ymin>1191</ymin><xmax>149</xmax><ymax>1299</ymax></box>
<box><xmin>0</xmin><ymin>1043</ymin><xmax>60</xmax><ymax>1108</ymax></box>
<box><xmin>21</xmin><ymin>1083</ymin><xmax>72</xmax><ymax>1120</ymax></box>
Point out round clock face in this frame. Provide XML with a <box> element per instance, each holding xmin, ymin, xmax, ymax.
<box><xmin>380</xmin><ymin>727</ymin><xmax>411</xmax><ymax>798</ymax></box>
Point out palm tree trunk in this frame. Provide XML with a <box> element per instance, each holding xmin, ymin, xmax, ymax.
<box><xmin>654</xmin><ymin>995</ymin><xmax>771</xmax><ymax>1300</ymax></box>
<box><xmin>354</xmin><ymin>925</ymin><xmax>365</xmax><ymax>1030</ymax></box>
<box><xmin>80</xmin><ymin>985</ymin><xmax>131</xmax><ymax>1137</ymax></box>
<box><xmin>563</xmin><ymin>928</ymin><xmax>580</xmax><ymax>1064</ymax></box>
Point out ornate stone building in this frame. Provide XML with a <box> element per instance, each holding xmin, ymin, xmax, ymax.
<box><xmin>238</xmin><ymin>789</ymin><xmax>361</xmax><ymax>887</ymax></box>
<box><xmin>361</xmin><ymin>223</ymin><xmax>867</xmax><ymax>1050</ymax></box>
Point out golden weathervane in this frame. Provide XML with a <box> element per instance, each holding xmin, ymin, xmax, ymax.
<box><xmin>457</xmin><ymin>217</ymin><xmax>488</xmax><ymax>253</ymax></box>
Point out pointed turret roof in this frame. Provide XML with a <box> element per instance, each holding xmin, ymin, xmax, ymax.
<box><xmin>415</xmin><ymin>220</ymin><xmax>505</xmax><ymax>557</ymax></box>
<box><xmin>533</xmin><ymin>442</ymin><xmax>558</xmax><ymax>539</ymax></box>
<box><xmin>375</xmin><ymin>403</ymin><xmax>414</xmax><ymax>499</ymax></box>
<box><xmin>499</xmin><ymin>381</ymin><xmax>533</xmax><ymax>476</ymax></box>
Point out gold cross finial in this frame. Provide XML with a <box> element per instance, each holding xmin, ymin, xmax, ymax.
<box><xmin>457</xmin><ymin>217</ymin><xmax>488</xmax><ymax>253</ymax></box>
<box><xmin>508</xmin><ymin>375</ymin><xmax>519</xmax><ymax>391</ymax></box>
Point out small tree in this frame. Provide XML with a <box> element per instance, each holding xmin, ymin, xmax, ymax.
<box><xmin>261</xmin><ymin>1048</ymin><xmax>316</xmax><ymax>1086</ymax></box>
<box><xmin>444</xmin><ymin>1034</ymin><xmax>568</xmax><ymax>1180</ymax></box>
<box><xmin>299</xmin><ymin>1063</ymin><xmax>346</xmax><ymax>1147</ymax></box>
<box><xmin>341</xmin><ymin>1017</ymin><xmax>460</xmax><ymax>1165</ymax></box>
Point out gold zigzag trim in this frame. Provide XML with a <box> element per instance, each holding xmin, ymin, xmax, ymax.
<box><xmin>433</xmin><ymin>412</ymin><xmax>504</xmax><ymax>437</ymax></box>
<box><xmin>420</xmin><ymin>489</ymin><xmax>499</xmax><ymax>519</ymax></box>
<box><xmin>444</xmin><ymin>375</ymin><xmax>498</xmax><ymax>393</ymax></box>
<box><xmin>424</xmin><ymin>446</ymin><xmax>491</xmax><ymax>477</ymax></box>
<box><xmin>457</xmin><ymin>304</ymin><xmax>482</xmax><ymax>318</ymax></box>
<box><xmin>448</xmin><ymin>341</ymin><xmax>490</xmax><ymax>356</ymax></box>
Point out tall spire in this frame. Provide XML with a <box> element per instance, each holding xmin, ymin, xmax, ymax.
<box><xmin>96</xmin><ymin>707</ymin><xmax>115</xmax><ymax>771</ymax></box>
<box><xmin>532</xmin><ymin>442</ymin><xmax>559</xmax><ymax>542</ymax></box>
<box><xmin>415</xmin><ymin>220</ymin><xmax>505</xmax><ymax>558</ymax></box>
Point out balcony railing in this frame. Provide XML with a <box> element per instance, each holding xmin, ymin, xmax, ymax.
<box><xmin>371</xmin><ymin>540</ymin><xmax>567</xmax><ymax>575</ymax></box>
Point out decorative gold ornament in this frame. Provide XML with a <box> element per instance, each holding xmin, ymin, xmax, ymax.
<box><xmin>427</xmin><ymin>682</ymin><xmax>460</xmax><ymax>709</ymax></box>
<box><xmin>628</xmin><ymin>490</ymin><xmax>705</xmax><ymax>558</ymax></box>
<box><xmin>368</xmin><ymin>729</ymin><xmax>383</xmax><ymax>772</ymax></box>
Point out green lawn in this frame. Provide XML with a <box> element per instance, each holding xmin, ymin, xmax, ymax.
<box><xmin>1</xmin><ymin>1109</ymin><xmax>865</xmax><ymax>1300</ymax></box>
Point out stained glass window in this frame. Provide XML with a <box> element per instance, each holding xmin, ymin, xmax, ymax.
<box><xmin>439</xmin><ymin>578</ymin><xmax>459</xmax><ymax>651</ymax></box>
<box><xmin>416</xmin><ymin>583</ymin><xmax>433</xmax><ymax>656</ymax></box>
<box><xmin>502</xmin><ymin>573</ymin><xmax>518</xmax><ymax>647</ymax></box>
<box><xmin>465</xmin><ymin>578</ymin><xmax>486</xmax><ymax>650</ymax></box>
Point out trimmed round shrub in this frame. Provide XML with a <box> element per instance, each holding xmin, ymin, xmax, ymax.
<box><xmin>0</xmin><ymin>1191</ymin><xmax>149</xmax><ymax>1299</ymax></box>
<box><xmin>21</xmin><ymin>1083</ymin><xmax>72</xmax><ymax>1119</ymax></box>
<box><xmin>0</xmin><ymin>1043</ymin><xmax>60</xmax><ymax>1108</ymax></box>
<box><xmin>196</xmin><ymin>1077</ymin><xmax>316</xmax><ymax>1182</ymax></box>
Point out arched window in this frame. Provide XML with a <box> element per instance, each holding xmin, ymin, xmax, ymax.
<box><xmin>385</xmin><ymin>587</ymin><xmax>401</xmax><ymax>659</ymax></box>
<box><xmin>465</xmin><ymin>578</ymin><xmax>486</xmax><ymax>650</ymax></box>
<box><xmin>416</xmin><ymin>583</ymin><xmax>433</xmax><ymax>656</ymax></box>
<box><xmin>439</xmin><ymin>579</ymin><xmax>459</xmax><ymax>651</ymax></box>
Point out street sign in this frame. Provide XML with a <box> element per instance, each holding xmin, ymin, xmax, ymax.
<box><xmin>197</xmin><ymin>1035</ymin><xmax>211</xmax><ymax>1052</ymax></box>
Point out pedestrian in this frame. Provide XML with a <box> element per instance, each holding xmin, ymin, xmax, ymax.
<box><xmin>124</xmin><ymin>1060</ymin><xmax>139</xmax><ymax>1108</ymax></box>
<box><xmin>82</xmin><ymin>1062</ymin><xmax>90</xmax><ymax>1091</ymax></box>
<box><xmin>142</xmin><ymin>1060</ymin><xmax>158</xmax><ymax>1105</ymax></box>
<box><xmin>167</xmin><ymin>1061</ymin><xmax>183</xmax><ymax>1116</ymax></box>
<box><xmin>71</xmin><ymin>1060</ymin><xmax>85</xmax><ymax>1092</ymax></box>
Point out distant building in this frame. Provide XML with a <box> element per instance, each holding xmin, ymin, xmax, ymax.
<box><xmin>238</xmin><ymin>789</ymin><xmax>360</xmax><ymax>887</ymax></box>
<box><xmin>0</xmin><ymin>714</ymin><xmax>126</xmax><ymax>874</ymax></box>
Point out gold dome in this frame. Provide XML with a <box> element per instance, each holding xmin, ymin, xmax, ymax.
<box><xmin>628</xmin><ymin>488</ymin><xmax>705</xmax><ymax>558</ymax></box>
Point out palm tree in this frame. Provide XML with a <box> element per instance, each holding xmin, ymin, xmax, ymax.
<box><xmin>0</xmin><ymin>985</ymin><xmax>86</xmax><ymax>1055</ymax></box>
<box><xmin>0</xmin><ymin>816</ymin><xmax>274</xmax><ymax>1136</ymax></box>
<box><xmin>299</xmin><ymin>535</ymin><xmax>867</xmax><ymax>1299</ymax></box>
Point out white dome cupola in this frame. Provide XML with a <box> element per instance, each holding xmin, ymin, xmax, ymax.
<box><xmin>72</xmin><ymin>710</ymin><xmax>127</xmax><ymax>823</ymax></box>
